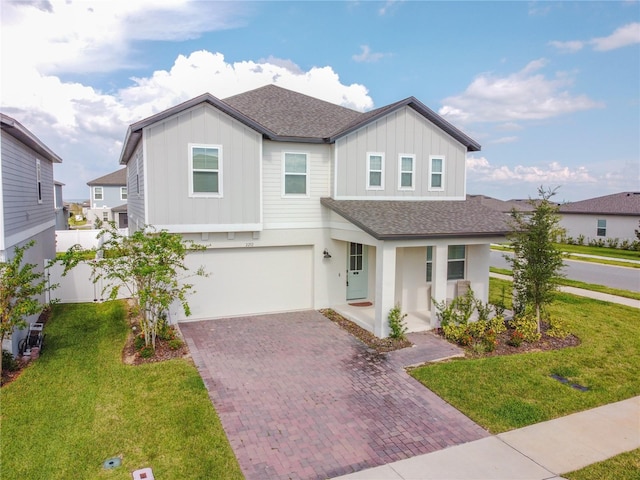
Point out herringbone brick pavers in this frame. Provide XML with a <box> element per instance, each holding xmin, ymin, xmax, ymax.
<box><xmin>180</xmin><ymin>311</ymin><xmax>488</xmax><ymax>480</ymax></box>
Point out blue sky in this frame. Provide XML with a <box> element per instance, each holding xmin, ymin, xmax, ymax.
<box><xmin>1</xmin><ymin>1</ymin><xmax>638</xmax><ymax>202</ymax></box>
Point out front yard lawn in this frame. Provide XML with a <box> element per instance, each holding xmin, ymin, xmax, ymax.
<box><xmin>410</xmin><ymin>278</ymin><xmax>640</xmax><ymax>433</ymax></box>
<box><xmin>564</xmin><ymin>448</ymin><xmax>640</xmax><ymax>480</ymax></box>
<box><xmin>0</xmin><ymin>301</ymin><xmax>243</xmax><ymax>480</ymax></box>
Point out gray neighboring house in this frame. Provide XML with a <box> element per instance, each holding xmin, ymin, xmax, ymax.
<box><xmin>1</xmin><ymin>113</ymin><xmax>62</xmax><ymax>356</ymax></box>
<box><xmin>54</xmin><ymin>180</ymin><xmax>68</xmax><ymax>230</ymax></box>
<box><xmin>86</xmin><ymin>168</ymin><xmax>128</xmax><ymax>228</ymax></box>
<box><xmin>558</xmin><ymin>192</ymin><xmax>640</xmax><ymax>243</ymax></box>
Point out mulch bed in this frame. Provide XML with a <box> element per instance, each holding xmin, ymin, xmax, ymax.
<box><xmin>319</xmin><ymin>308</ymin><xmax>580</xmax><ymax>357</ymax></box>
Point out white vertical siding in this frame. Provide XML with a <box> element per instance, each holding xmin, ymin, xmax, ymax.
<box><xmin>126</xmin><ymin>143</ymin><xmax>145</xmax><ymax>231</ymax></box>
<box><xmin>335</xmin><ymin>107</ymin><xmax>467</xmax><ymax>199</ymax></box>
<box><xmin>143</xmin><ymin>103</ymin><xmax>261</xmax><ymax>229</ymax></box>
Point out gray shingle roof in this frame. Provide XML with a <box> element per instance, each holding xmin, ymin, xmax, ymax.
<box><xmin>559</xmin><ymin>192</ymin><xmax>640</xmax><ymax>216</ymax></box>
<box><xmin>467</xmin><ymin>194</ymin><xmax>536</xmax><ymax>213</ymax></box>
<box><xmin>87</xmin><ymin>168</ymin><xmax>127</xmax><ymax>186</ymax></box>
<box><xmin>223</xmin><ymin>85</ymin><xmax>362</xmax><ymax>140</ymax></box>
<box><xmin>321</xmin><ymin>198</ymin><xmax>509</xmax><ymax>240</ymax></box>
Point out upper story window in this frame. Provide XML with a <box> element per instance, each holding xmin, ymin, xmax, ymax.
<box><xmin>94</xmin><ymin>186</ymin><xmax>103</xmax><ymax>201</ymax></box>
<box><xmin>429</xmin><ymin>156</ymin><xmax>445</xmax><ymax>191</ymax></box>
<box><xmin>189</xmin><ymin>144</ymin><xmax>222</xmax><ymax>197</ymax></box>
<box><xmin>36</xmin><ymin>159</ymin><xmax>43</xmax><ymax>204</ymax></box>
<box><xmin>120</xmin><ymin>187</ymin><xmax>128</xmax><ymax>200</ymax></box>
<box><xmin>283</xmin><ymin>152</ymin><xmax>308</xmax><ymax>196</ymax></box>
<box><xmin>367</xmin><ymin>153</ymin><xmax>384</xmax><ymax>190</ymax></box>
<box><xmin>447</xmin><ymin>245</ymin><xmax>466</xmax><ymax>280</ymax></box>
<box><xmin>597</xmin><ymin>219</ymin><xmax>606</xmax><ymax>237</ymax></box>
<box><xmin>398</xmin><ymin>154</ymin><xmax>415</xmax><ymax>190</ymax></box>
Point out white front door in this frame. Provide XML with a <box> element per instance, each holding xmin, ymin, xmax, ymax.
<box><xmin>346</xmin><ymin>242</ymin><xmax>368</xmax><ymax>300</ymax></box>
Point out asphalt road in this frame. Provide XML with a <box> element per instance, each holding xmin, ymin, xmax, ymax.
<box><xmin>490</xmin><ymin>250</ymin><xmax>640</xmax><ymax>292</ymax></box>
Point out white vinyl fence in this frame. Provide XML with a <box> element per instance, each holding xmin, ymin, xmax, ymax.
<box><xmin>47</xmin><ymin>260</ymin><xmax>129</xmax><ymax>304</ymax></box>
<box><xmin>55</xmin><ymin>228</ymin><xmax>128</xmax><ymax>253</ymax></box>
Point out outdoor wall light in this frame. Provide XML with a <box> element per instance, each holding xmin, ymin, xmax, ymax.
<box><xmin>323</xmin><ymin>249</ymin><xmax>332</xmax><ymax>259</ymax></box>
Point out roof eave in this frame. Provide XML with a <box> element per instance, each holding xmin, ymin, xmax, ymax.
<box><xmin>1</xmin><ymin>114</ymin><xmax>63</xmax><ymax>164</ymax></box>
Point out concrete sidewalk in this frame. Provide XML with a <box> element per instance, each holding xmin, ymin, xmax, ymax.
<box><xmin>490</xmin><ymin>272</ymin><xmax>640</xmax><ymax>309</ymax></box>
<box><xmin>332</xmin><ymin>396</ymin><xmax>640</xmax><ymax>480</ymax></box>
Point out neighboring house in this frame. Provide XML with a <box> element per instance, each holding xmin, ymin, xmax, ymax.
<box><xmin>558</xmin><ymin>192</ymin><xmax>640</xmax><ymax>244</ymax></box>
<box><xmin>86</xmin><ymin>168</ymin><xmax>128</xmax><ymax>228</ymax></box>
<box><xmin>118</xmin><ymin>85</ymin><xmax>508</xmax><ymax>337</ymax></box>
<box><xmin>1</xmin><ymin>113</ymin><xmax>62</xmax><ymax>356</ymax></box>
<box><xmin>54</xmin><ymin>180</ymin><xmax>68</xmax><ymax>230</ymax></box>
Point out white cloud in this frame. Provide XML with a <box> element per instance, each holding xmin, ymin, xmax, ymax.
<box><xmin>490</xmin><ymin>136</ymin><xmax>519</xmax><ymax>145</ymax></box>
<box><xmin>591</xmin><ymin>22</ymin><xmax>640</xmax><ymax>51</ymax></box>
<box><xmin>439</xmin><ymin>59</ymin><xmax>603</xmax><ymax>124</ymax></box>
<box><xmin>466</xmin><ymin>156</ymin><xmax>597</xmax><ymax>184</ymax></box>
<box><xmin>549</xmin><ymin>22</ymin><xmax>640</xmax><ymax>53</ymax></box>
<box><xmin>0</xmin><ymin>0</ymin><xmax>250</xmax><ymax>75</ymax></box>
<box><xmin>352</xmin><ymin>45</ymin><xmax>389</xmax><ymax>63</ymax></box>
<box><xmin>378</xmin><ymin>1</ymin><xmax>403</xmax><ymax>16</ymax></box>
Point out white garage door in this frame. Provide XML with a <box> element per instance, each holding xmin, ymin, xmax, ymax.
<box><xmin>179</xmin><ymin>245</ymin><xmax>313</xmax><ymax>321</ymax></box>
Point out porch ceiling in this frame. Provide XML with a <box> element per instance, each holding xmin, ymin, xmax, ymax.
<box><xmin>321</xmin><ymin>198</ymin><xmax>509</xmax><ymax>240</ymax></box>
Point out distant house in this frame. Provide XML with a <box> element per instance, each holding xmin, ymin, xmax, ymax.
<box><xmin>86</xmin><ymin>168</ymin><xmax>128</xmax><ymax>228</ymax></box>
<box><xmin>1</xmin><ymin>113</ymin><xmax>62</xmax><ymax>356</ymax></box>
<box><xmin>118</xmin><ymin>85</ymin><xmax>508</xmax><ymax>337</ymax></box>
<box><xmin>558</xmin><ymin>192</ymin><xmax>640</xmax><ymax>244</ymax></box>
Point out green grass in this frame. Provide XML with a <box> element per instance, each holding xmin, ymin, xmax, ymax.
<box><xmin>0</xmin><ymin>301</ymin><xmax>243</xmax><ymax>480</ymax></box>
<box><xmin>489</xmin><ymin>267</ymin><xmax>640</xmax><ymax>301</ymax></box>
<box><xmin>564</xmin><ymin>449</ymin><xmax>640</xmax><ymax>480</ymax></box>
<box><xmin>410</xmin><ymin>277</ymin><xmax>640</xmax><ymax>433</ymax></box>
<box><xmin>555</xmin><ymin>243</ymin><xmax>640</xmax><ymax>262</ymax></box>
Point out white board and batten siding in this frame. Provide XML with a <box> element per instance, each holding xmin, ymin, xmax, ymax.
<box><xmin>143</xmin><ymin>103</ymin><xmax>262</xmax><ymax>231</ymax></box>
<box><xmin>334</xmin><ymin>106</ymin><xmax>467</xmax><ymax>199</ymax></box>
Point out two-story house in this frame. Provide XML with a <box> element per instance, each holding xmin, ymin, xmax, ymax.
<box><xmin>118</xmin><ymin>85</ymin><xmax>508</xmax><ymax>337</ymax></box>
<box><xmin>86</xmin><ymin>168</ymin><xmax>128</xmax><ymax>228</ymax></box>
<box><xmin>1</xmin><ymin>113</ymin><xmax>62</xmax><ymax>355</ymax></box>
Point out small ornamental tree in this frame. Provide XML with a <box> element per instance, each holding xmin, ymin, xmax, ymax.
<box><xmin>505</xmin><ymin>186</ymin><xmax>566</xmax><ymax>333</ymax></box>
<box><xmin>0</xmin><ymin>241</ymin><xmax>56</xmax><ymax>376</ymax></box>
<box><xmin>58</xmin><ymin>221</ymin><xmax>207</xmax><ymax>349</ymax></box>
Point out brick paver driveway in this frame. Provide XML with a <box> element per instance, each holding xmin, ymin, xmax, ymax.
<box><xmin>180</xmin><ymin>311</ymin><xmax>488</xmax><ymax>480</ymax></box>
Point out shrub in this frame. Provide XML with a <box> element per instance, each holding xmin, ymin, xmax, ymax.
<box><xmin>510</xmin><ymin>315</ymin><xmax>541</xmax><ymax>343</ymax></box>
<box><xmin>156</xmin><ymin>316</ymin><xmax>175</xmax><ymax>341</ymax></box>
<box><xmin>475</xmin><ymin>299</ymin><xmax>494</xmax><ymax>322</ymax></box>
<box><xmin>2</xmin><ymin>350</ymin><xmax>19</xmax><ymax>372</ymax></box>
<box><xmin>620</xmin><ymin>239</ymin><xmax>631</xmax><ymax>250</ymax></box>
<box><xmin>507</xmin><ymin>330</ymin><xmax>524</xmax><ymax>347</ymax></box>
<box><xmin>441</xmin><ymin>323</ymin><xmax>472</xmax><ymax>346</ymax></box>
<box><xmin>168</xmin><ymin>339</ymin><xmax>183</xmax><ymax>350</ymax></box>
<box><xmin>546</xmin><ymin>316</ymin><xmax>570</xmax><ymax>339</ymax></box>
<box><xmin>606</xmin><ymin>237</ymin><xmax>619</xmax><ymax>249</ymax></box>
<box><xmin>566</xmin><ymin>236</ymin><xmax>575</xmax><ymax>245</ymax></box>
<box><xmin>489</xmin><ymin>315</ymin><xmax>506</xmax><ymax>335</ymax></box>
<box><xmin>138</xmin><ymin>345</ymin><xmax>155</xmax><ymax>358</ymax></box>
<box><xmin>134</xmin><ymin>334</ymin><xmax>145</xmax><ymax>350</ymax></box>
<box><xmin>388</xmin><ymin>304</ymin><xmax>408</xmax><ymax>340</ymax></box>
<box><xmin>576</xmin><ymin>234</ymin><xmax>585</xmax><ymax>245</ymax></box>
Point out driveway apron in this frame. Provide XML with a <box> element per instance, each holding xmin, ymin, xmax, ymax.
<box><xmin>180</xmin><ymin>311</ymin><xmax>489</xmax><ymax>480</ymax></box>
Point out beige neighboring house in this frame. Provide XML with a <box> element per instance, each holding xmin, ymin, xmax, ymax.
<box><xmin>558</xmin><ymin>192</ymin><xmax>640</xmax><ymax>244</ymax></box>
<box><xmin>118</xmin><ymin>85</ymin><xmax>508</xmax><ymax>337</ymax></box>
<box><xmin>1</xmin><ymin>113</ymin><xmax>62</xmax><ymax>356</ymax></box>
<box><xmin>86</xmin><ymin>168</ymin><xmax>128</xmax><ymax>228</ymax></box>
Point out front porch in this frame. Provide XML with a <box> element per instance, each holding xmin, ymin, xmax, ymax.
<box><xmin>332</xmin><ymin>302</ymin><xmax>432</xmax><ymax>335</ymax></box>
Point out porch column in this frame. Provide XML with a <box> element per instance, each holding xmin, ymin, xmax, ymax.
<box><xmin>374</xmin><ymin>242</ymin><xmax>396</xmax><ymax>338</ymax></box>
<box><xmin>430</xmin><ymin>244</ymin><xmax>449</xmax><ymax>328</ymax></box>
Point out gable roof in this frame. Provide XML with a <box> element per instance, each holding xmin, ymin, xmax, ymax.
<box><xmin>558</xmin><ymin>192</ymin><xmax>640</xmax><ymax>216</ymax></box>
<box><xmin>119</xmin><ymin>85</ymin><xmax>480</xmax><ymax>164</ymax></box>
<box><xmin>466</xmin><ymin>194</ymin><xmax>536</xmax><ymax>213</ymax></box>
<box><xmin>320</xmin><ymin>198</ymin><xmax>508</xmax><ymax>240</ymax></box>
<box><xmin>87</xmin><ymin>168</ymin><xmax>127</xmax><ymax>186</ymax></box>
<box><xmin>1</xmin><ymin>113</ymin><xmax>63</xmax><ymax>164</ymax></box>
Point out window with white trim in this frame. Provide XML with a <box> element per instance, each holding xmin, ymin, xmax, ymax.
<box><xmin>398</xmin><ymin>154</ymin><xmax>415</xmax><ymax>190</ymax></box>
<box><xmin>120</xmin><ymin>186</ymin><xmax>127</xmax><ymax>200</ymax></box>
<box><xmin>283</xmin><ymin>152</ymin><xmax>308</xmax><ymax>195</ymax></box>
<box><xmin>447</xmin><ymin>245</ymin><xmax>465</xmax><ymax>280</ymax></box>
<box><xmin>36</xmin><ymin>159</ymin><xmax>43</xmax><ymax>204</ymax></box>
<box><xmin>367</xmin><ymin>153</ymin><xmax>384</xmax><ymax>190</ymax></box>
<box><xmin>426</xmin><ymin>246</ymin><xmax>433</xmax><ymax>282</ymax></box>
<box><xmin>429</xmin><ymin>156</ymin><xmax>445</xmax><ymax>191</ymax></box>
<box><xmin>597</xmin><ymin>219</ymin><xmax>606</xmax><ymax>237</ymax></box>
<box><xmin>94</xmin><ymin>186</ymin><xmax>103</xmax><ymax>201</ymax></box>
<box><xmin>189</xmin><ymin>144</ymin><xmax>222</xmax><ymax>197</ymax></box>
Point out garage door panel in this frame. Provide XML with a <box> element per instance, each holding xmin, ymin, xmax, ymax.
<box><xmin>181</xmin><ymin>246</ymin><xmax>313</xmax><ymax>320</ymax></box>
